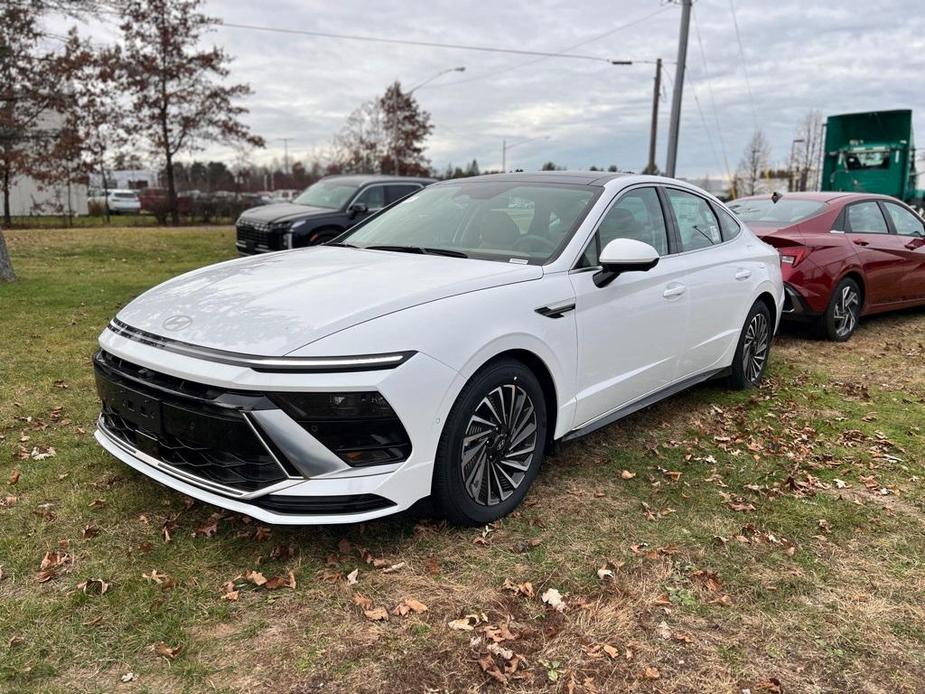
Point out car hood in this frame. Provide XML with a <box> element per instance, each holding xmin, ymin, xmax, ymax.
<box><xmin>238</xmin><ymin>202</ymin><xmax>335</xmax><ymax>224</ymax></box>
<box><xmin>116</xmin><ymin>247</ymin><xmax>543</xmax><ymax>356</ymax></box>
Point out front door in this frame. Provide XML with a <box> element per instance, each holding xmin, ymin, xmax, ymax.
<box><xmin>881</xmin><ymin>200</ymin><xmax>925</xmax><ymax>301</ymax></box>
<box><xmin>843</xmin><ymin>200</ymin><xmax>910</xmax><ymax>306</ymax></box>
<box><xmin>569</xmin><ymin>186</ymin><xmax>688</xmax><ymax>427</ymax></box>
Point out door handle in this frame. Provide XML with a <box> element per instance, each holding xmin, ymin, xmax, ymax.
<box><xmin>905</xmin><ymin>240</ymin><xmax>923</xmax><ymax>250</ymax></box>
<box><xmin>735</xmin><ymin>269</ymin><xmax>752</xmax><ymax>280</ymax></box>
<box><xmin>852</xmin><ymin>239</ymin><xmax>869</xmax><ymax>247</ymax></box>
<box><xmin>663</xmin><ymin>284</ymin><xmax>686</xmax><ymax>299</ymax></box>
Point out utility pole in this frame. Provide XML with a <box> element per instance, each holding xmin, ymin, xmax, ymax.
<box><xmin>278</xmin><ymin>138</ymin><xmax>295</xmax><ymax>175</ymax></box>
<box><xmin>665</xmin><ymin>0</ymin><xmax>692</xmax><ymax>178</ymax></box>
<box><xmin>502</xmin><ymin>139</ymin><xmax>507</xmax><ymax>172</ymax></box>
<box><xmin>646</xmin><ymin>58</ymin><xmax>662</xmax><ymax>175</ymax></box>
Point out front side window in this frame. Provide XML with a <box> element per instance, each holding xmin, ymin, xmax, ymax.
<box><xmin>578</xmin><ymin>187</ymin><xmax>668</xmax><ymax>267</ymax></box>
<box><xmin>341</xmin><ymin>181</ymin><xmax>599</xmax><ymax>265</ymax></box>
<box><xmin>293</xmin><ymin>181</ymin><xmax>359</xmax><ymax>209</ymax></box>
<box><xmin>353</xmin><ymin>185</ymin><xmax>386</xmax><ymax>210</ymax></box>
<box><xmin>847</xmin><ymin>201</ymin><xmax>888</xmax><ymax>234</ymax></box>
<box><xmin>883</xmin><ymin>202</ymin><xmax>925</xmax><ymax>236</ymax></box>
<box><xmin>667</xmin><ymin>188</ymin><xmax>722</xmax><ymax>251</ymax></box>
<box><xmin>385</xmin><ymin>184</ymin><xmax>422</xmax><ymax>204</ymax></box>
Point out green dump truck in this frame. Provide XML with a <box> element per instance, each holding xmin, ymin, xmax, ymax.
<box><xmin>821</xmin><ymin>109</ymin><xmax>924</xmax><ymax>209</ymax></box>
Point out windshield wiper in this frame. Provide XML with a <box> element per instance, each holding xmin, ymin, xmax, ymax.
<box><xmin>366</xmin><ymin>245</ymin><xmax>468</xmax><ymax>258</ymax></box>
<box><xmin>325</xmin><ymin>242</ymin><xmax>357</xmax><ymax>248</ymax></box>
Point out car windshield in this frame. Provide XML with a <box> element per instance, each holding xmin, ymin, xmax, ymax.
<box><xmin>339</xmin><ymin>181</ymin><xmax>599</xmax><ymax>264</ymax></box>
<box><xmin>728</xmin><ymin>198</ymin><xmax>826</xmax><ymax>224</ymax></box>
<box><xmin>293</xmin><ymin>181</ymin><xmax>359</xmax><ymax>209</ymax></box>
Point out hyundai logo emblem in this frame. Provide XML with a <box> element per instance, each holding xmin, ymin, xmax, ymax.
<box><xmin>162</xmin><ymin>315</ymin><xmax>192</xmax><ymax>331</ymax></box>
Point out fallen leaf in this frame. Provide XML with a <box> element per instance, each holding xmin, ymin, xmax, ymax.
<box><xmin>263</xmin><ymin>570</ymin><xmax>296</xmax><ymax>590</ymax></box>
<box><xmin>642</xmin><ymin>666</ymin><xmax>660</xmax><ymax>680</ymax></box>
<box><xmin>448</xmin><ymin>614</ymin><xmax>482</xmax><ymax>631</ymax></box>
<box><xmin>391</xmin><ymin>597</ymin><xmax>428</xmax><ymax>616</ymax></box>
<box><xmin>82</xmin><ymin>524</ymin><xmax>100</xmax><ymax>539</ymax></box>
<box><xmin>621</xmin><ymin>470</ymin><xmax>636</xmax><ymax>480</ymax></box>
<box><xmin>120</xmin><ymin>673</ymin><xmax>136</xmax><ymax>683</ymax></box>
<box><xmin>597</xmin><ymin>566</ymin><xmax>614</xmax><ymax>580</ymax></box>
<box><xmin>380</xmin><ymin>561</ymin><xmax>405</xmax><ymax>574</ymax></box>
<box><xmin>193</xmin><ymin>514</ymin><xmax>220</xmax><ymax>538</ymax></box>
<box><xmin>77</xmin><ymin>578</ymin><xmax>110</xmax><ymax>595</ymax></box>
<box><xmin>8</xmin><ymin>470</ymin><xmax>20</xmax><ymax>485</ymax></box>
<box><xmin>346</xmin><ymin>568</ymin><xmax>359</xmax><ymax>585</ymax></box>
<box><xmin>88</xmin><ymin>498</ymin><xmax>105</xmax><ymax>509</ymax></box>
<box><xmin>479</xmin><ymin>654</ymin><xmax>507</xmax><ymax>684</ymax></box>
<box><xmin>602</xmin><ymin>644</ymin><xmax>620</xmax><ymax>659</ymax></box>
<box><xmin>142</xmin><ymin>569</ymin><xmax>175</xmax><ymax>589</ymax></box>
<box><xmin>364</xmin><ymin>607</ymin><xmax>389</xmax><ymax>621</ymax></box>
<box><xmin>30</xmin><ymin>446</ymin><xmax>56</xmax><ymax>461</ymax></box>
<box><xmin>253</xmin><ymin>526</ymin><xmax>271</xmax><ymax>542</ymax></box>
<box><xmin>541</xmin><ymin>588</ymin><xmax>566</xmax><ymax>612</ymax></box>
<box><xmin>244</xmin><ymin>570</ymin><xmax>267</xmax><ymax>587</ymax></box>
<box><xmin>152</xmin><ymin>642</ymin><xmax>181</xmax><ymax>660</ymax></box>
<box><xmin>352</xmin><ymin>593</ymin><xmax>374</xmax><ymax>610</ymax></box>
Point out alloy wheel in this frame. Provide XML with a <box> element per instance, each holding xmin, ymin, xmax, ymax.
<box><xmin>742</xmin><ymin>311</ymin><xmax>770</xmax><ymax>384</ymax></box>
<box><xmin>460</xmin><ymin>384</ymin><xmax>538</xmax><ymax>507</ymax></box>
<box><xmin>832</xmin><ymin>285</ymin><xmax>859</xmax><ymax>338</ymax></box>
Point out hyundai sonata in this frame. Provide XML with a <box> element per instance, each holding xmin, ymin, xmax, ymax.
<box><xmin>94</xmin><ymin>172</ymin><xmax>783</xmax><ymax>526</ymax></box>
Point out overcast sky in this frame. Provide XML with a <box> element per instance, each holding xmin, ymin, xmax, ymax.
<box><xmin>61</xmin><ymin>0</ymin><xmax>925</xmax><ymax>178</ymax></box>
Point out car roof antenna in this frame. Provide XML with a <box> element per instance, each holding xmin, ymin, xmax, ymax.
<box><xmin>771</xmin><ymin>191</ymin><xmax>783</xmax><ymax>204</ymax></box>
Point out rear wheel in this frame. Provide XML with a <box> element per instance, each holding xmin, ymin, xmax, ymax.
<box><xmin>729</xmin><ymin>300</ymin><xmax>772</xmax><ymax>390</ymax></box>
<box><xmin>432</xmin><ymin>359</ymin><xmax>547</xmax><ymax>526</ymax></box>
<box><xmin>820</xmin><ymin>278</ymin><xmax>860</xmax><ymax>341</ymax></box>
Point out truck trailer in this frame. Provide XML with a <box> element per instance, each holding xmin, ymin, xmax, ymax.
<box><xmin>821</xmin><ymin>109</ymin><xmax>924</xmax><ymax>210</ymax></box>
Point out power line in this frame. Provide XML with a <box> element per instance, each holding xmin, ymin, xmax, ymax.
<box><xmin>219</xmin><ymin>21</ymin><xmax>630</xmax><ymax>64</ymax></box>
<box><xmin>419</xmin><ymin>5</ymin><xmax>675</xmax><ymax>90</ymax></box>
<box><xmin>727</xmin><ymin>0</ymin><xmax>759</xmax><ymax>130</ymax></box>
<box><xmin>691</xmin><ymin>5</ymin><xmax>733</xmax><ymax>183</ymax></box>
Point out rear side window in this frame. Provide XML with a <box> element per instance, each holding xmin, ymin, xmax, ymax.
<box><xmin>714</xmin><ymin>205</ymin><xmax>741</xmax><ymax>241</ymax></box>
<box><xmin>666</xmin><ymin>189</ymin><xmax>722</xmax><ymax>251</ymax></box>
<box><xmin>385</xmin><ymin>184</ymin><xmax>421</xmax><ymax>204</ymax></box>
<box><xmin>354</xmin><ymin>185</ymin><xmax>386</xmax><ymax>210</ymax></box>
<box><xmin>846</xmin><ymin>202</ymin><xmax>888</xmax><ymax>234</ymax></box>
<box><xmin>883</xmin><ymin>202</ymin><xmax>925</xmax><ymax>237</ymax></box>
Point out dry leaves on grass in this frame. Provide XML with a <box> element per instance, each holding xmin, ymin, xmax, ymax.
<box><xmin>81</xmin><ymin>523</ymin><xmax>100</xmax><ymax>539</ymax></box>
<box><xmin>448</xmin><ymin>613</ymin><xmax>486</xmax><ymax>631</ymax></box>
<box><xmin>621</xmin><ymin>470</ymin><xmax>636</xmax><ymax>480</ymax></box>
<box><xmin>76</xmin><ymin>578</ymin><xmax>110</xmax><ymax>595</ymax></box>
<box><xmin>221</xmin><ymin>581</ymin><xmax>240</xmax><ymax>601</ymax></box>
<box><xmin>501</xmin><ymin>577</ymin><xmax>534</xmax><ymax>598</ymax></box>
<box><xmin>37</xmin><ymin>550</ymin><xmax>72</xmax><ymax>582</ymax></box>
<box><xmin>8</xmin><ymin>469</ymin><xmax>20</xmax><ymax>485</ymax></box>
<box><xmin>192</xmin><ymin>513</ymin><xmax>221</xmax><ymax>538</ymax></box>
<box><xmin>30</xmin><ymin>445</ymin><xmax>56</xmax><ymax>461</ymax></box>
<box><xmin>239</xmin><ymin>569</ymin><xmax>294</xmax><ymax>591</ymax></box>
<box><xmin>391</xmin><ymin>598</ymin><xmax>428</xmax><ymax>616</ymax></box>
<box><xmin>541</xmin><ymin>588</ymin><xmax>566</xmax><ymax>612</ymax></box>
<box><xmin>142</xmin><ymin>569</ymin><xmax>175</xmax><ymax>589</ymax></box>
<box><xmin>152</xmin><ymin>642</ymin><xmax>181</xmax><ymax>660</ymax></box>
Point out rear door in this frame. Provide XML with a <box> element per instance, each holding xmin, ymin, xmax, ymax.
<box><xmin>881</xmin><ymin>200</ymin><xmax>925</xmax><ymax>301</ymax></box>
<box><xmin>663</xmin><ymin>187</ymin><xmax>753</xmax><ymax>378</ymax></box>
<box><xmin>842</xmin><ymin>200</ymin><xmax>909</xmax><ymax>305</ymax></box>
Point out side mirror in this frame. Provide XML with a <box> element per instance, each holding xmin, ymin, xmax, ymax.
<box><xmin>347</xmin><ymin>202</ymin><xmax>369</xmax><ymax>219</ymax></box>
<box><xmin>594</xmin><ymin>238</ymin><xmax>659</xmax><ymax>287</ymax></box>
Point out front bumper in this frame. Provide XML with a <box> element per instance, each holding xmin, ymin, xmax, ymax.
<box><xmin>94</xmin><ymin>326</ymin><xmax>459</xmax><ymax>524</ymax></box>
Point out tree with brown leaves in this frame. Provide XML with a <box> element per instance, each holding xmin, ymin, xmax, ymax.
<box><xmin>117</xmin><ymin>0</ymin><xmax>264</xmax><ymax>225</ymax></box>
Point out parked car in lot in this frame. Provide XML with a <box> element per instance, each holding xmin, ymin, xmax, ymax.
<box><xmin>94</xmin><ymin>172</ymin><xmax>782</xmax><ymax>525</ymax></box>
<box><xmin>729</xmin><ymin>192</ymin><xmax>925</xmax><ymax>340</ymax></box>
<box><xmin>88</xmin><ymin>189</ymin><xmax>142</xmax><ymax>214</ymax></box>
<box><xmin>235</xmin><ymin>174</ymin><xmax>435</xmax><ymax>254</ymax></box>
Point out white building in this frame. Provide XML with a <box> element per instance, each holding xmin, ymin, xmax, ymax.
<box><xmin>1</xmin><ymin>175</ymin><xmax>89</xmax><ymax>217</ymax></box>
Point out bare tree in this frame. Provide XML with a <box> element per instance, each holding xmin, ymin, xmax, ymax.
<box><xmin>333</xmin><ymin>99</ymin><xmax>386</xmax><ymax>174</ymax></box>
<box><xmin>117</xmin><ymin>0</ymin><xmax>264</xmax><ymax>224</ymax></box>
<box><xmin>789</xmin><ymin>110</ymin><xmax>824</xmax><ymax>192</ymax></box>
<box><xmin>734</xmin><ymin>129</ymin><xmax>771</xmax><ymax>197</ymax></box>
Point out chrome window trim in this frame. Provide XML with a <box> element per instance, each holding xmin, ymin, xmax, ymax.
<box><xmin>107</xmin><ymin>319</ymin><xmax>415</xmax><ymax>373</ymax></box>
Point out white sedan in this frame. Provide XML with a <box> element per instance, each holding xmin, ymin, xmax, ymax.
<box><xmin>93</xmin><ymin>172</ymin><xmax>783</xmax><ymax>525</ymax></box>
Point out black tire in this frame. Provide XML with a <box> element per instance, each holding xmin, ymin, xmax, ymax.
<box><xmin>432</xmin><ymin>358</ymin><xmax>547</xmax><ymax>526</ymax></box>
<box><xmin>729</xmin><ymin>300</ymin><xmax>773</xmax><ymax>390</ymax></box>
<box><xmin>819</xmin><ymin>277</ymin><xmax>861</xmax><ymax>342</ymax></box>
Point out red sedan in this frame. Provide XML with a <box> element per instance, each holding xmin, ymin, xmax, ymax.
<box><xmin>728</xmin><ymin>192</ymin><xmax>925</xmax><ymax>340</ymax></box>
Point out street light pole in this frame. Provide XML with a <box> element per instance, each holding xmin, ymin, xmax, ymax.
<box><xmin>502</xmin><ymin>135</ymin><xmax>551</xmax><ymax>172</ymax></box>
<box><xmin>395</xmin><ymin>67</ymin><xmax>466</xmax><ymax>175</ymax></box>
<box><xmin>665</xmin><ymin>0</ymin><xmax>692</xmax><ymax>178</ymax></box>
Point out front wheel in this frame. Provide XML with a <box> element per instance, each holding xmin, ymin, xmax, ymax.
<box><xmin>819</xmin><ymin>278</ymin><xmax>861</xmax><ymax>341</ymax></box>
<box><xmin>729</xmin><ymin>300</ymin><xmax>772</xmax><ymax>390</ymax></box>
<box><xmin>432</xmin><ymin>359</ymin><xmax>547</xmax><ymax>526</ymax></box>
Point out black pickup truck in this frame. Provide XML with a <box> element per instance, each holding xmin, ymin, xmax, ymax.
<box><xmin>235</xmin><ymin>174</ymin><xmax>435</xmax><ymax>254</ymax></box>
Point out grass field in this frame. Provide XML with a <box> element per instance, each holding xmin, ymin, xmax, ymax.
<box><xmin>1</xmin><ymin>227</ymin><xmax>924</xmax><ymax>693</ymax></box>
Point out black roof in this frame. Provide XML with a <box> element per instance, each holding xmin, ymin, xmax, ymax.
<box><xmin>321</xmin><ymin>174</ymin><xmax>437</xmax><ymax>185</ymax></box>
<box><xmin>434</xmin><ymin>171</ymin><xmax>632</xmax><ymax>187</ymax></box>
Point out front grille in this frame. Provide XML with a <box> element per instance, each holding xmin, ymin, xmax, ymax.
<box><xmin>236</xmin><ymin>219</ymin><xmax>280</xmax><ymax>249</ymax></box>
<box><xmin>95</xmin><ymin>351</ymin><xmax>293</xmax><ymax>494</ymax></box>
